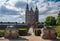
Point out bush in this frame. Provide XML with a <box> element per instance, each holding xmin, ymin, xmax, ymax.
<box><xmin>53</xmin><ymin>26</ymin><xmax>60</xmax><ymax>37</ymax></box>
<box><xmin>34</xmin><ymin>28</ymin><xmax>41</xmax><ymax>36</ymax></box>
<box><xmin>0</xmin><ymin>30</ymin><xmax>4</xmax><ymax>37</ymax></box>
<box><xmin>18</xmin><ymin>28</ymin><xmax>28</xmax><ymax>36</ymax></box>
<box><xmin>19</xmin><ymin>30</ymin><xmax>27</xmax><ymax>36</ymax></box>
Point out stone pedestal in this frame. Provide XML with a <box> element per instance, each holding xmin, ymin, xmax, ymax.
<box><xmin>41</xmin><ymin>28</ymin><xmax>57</xmax><ymax>39</ymax></box>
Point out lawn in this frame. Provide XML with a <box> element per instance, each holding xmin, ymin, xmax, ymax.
<box><xmin>53</xmin><ymin>26</ymin><xmax>60</xmax><ymax>38</ymax></box>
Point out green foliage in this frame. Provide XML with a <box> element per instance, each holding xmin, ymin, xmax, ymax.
<box><xmin>19</xmin><ymin>28</ymin><xmax>27</xmax><ymax>30</ymax></box>
<box><xmin>34</xmin><ymin>28</ymin><xmax>41</xmax><ymax>36</ymax></box>
<box><xmin>18</xmin><ymin>28</ymin><xmax>28</xmax><ymax>36</ymax></box>
<box><xmin>0</xmin><ymin>30</ymin><xmax>4</xmax><ymax>37</ymax></box>
<box><xmin>21</xmin><ymin>22</ymin><xmax>25</xmax><ymax>24</ymax></box>
<box><xmin>35</xmin><ymin>22</ymin><xmax>40</xmax><ymax>25</ymax></box>
<box><xmin>45</xmin><ymin>16</ymin><xmax>56</xmax><ymax>25</ymax></box>
<box><xmin>53</xmin><ymin>26</ymin><xmax>60</xmax><ymax>37</ymax></box>
<box><xmin>19</xmin><ymin>30</ymin><xmax>27</xmax><ymax>36</ymax></box>
<box><xmin>56</xmin><ymin>11</ymin><xmax>60</xmax><ymax>25</ymax></box>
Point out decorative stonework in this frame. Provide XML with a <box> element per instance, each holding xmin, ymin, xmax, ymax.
<box><xmin>41</xmin><ymin>28</ymin><xmax>57</xmax><ymax>39</ymax></box>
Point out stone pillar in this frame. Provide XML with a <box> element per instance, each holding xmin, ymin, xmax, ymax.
<box><xmin>41</xmin><ymin>28</ymin><xmax>57</xmax><ymax>39</ymax></box>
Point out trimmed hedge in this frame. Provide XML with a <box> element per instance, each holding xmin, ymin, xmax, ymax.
<box><xmin>19</xmin><ymin>30</ymin><xmax>27</xmax><ymax>36</ymax></box>
<box><xmin>18</xmin><ymin>28</ymin><xmax>29</xmax><ymax>36</ymax></box>
<box><xmin>34</xmin><ymin>28</ymin><xmax>41</xmax><ymax>36</ymax></box>
<box><xmin>0</xmin><ymin>30</ymin><xmax>4</xmax><ymax>37</ymax></box>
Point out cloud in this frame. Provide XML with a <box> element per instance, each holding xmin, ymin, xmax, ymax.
<box><xmin>0</xmin><ymin>15</ymin><xmax>25</xmax><ymax>22</ymax></box>
<box><xmin>0</xmin><ymin>6</ymin><xmax>19</xmax><ymax>15</ymax></box>
<box><xmin>39</xmin><ymin>14</ymin><xmax>57</xmax><ymax>22</ymax></box>
<box><xmin>37</xmin><ymin>1</ymin><xmax>60</xmax><ymax>15</ymax></box>
<box><xmin>15</xmin><ymin>1</ymin><xmax>27</xmax><ymax>9</ymax></box>
<box><xmin>47</xmin><ymin>0</ymin><xmax>60</xmax><ymax>2</ymax></box>
<box><xmin>15</xmin><ymin>1</ymin><xmax>36</xmax><ymax>9</ymax></box>
<box><xmin>0</xmin><ymin>0</ymin><xmax>60</xmax><ymax>22</ymax></box>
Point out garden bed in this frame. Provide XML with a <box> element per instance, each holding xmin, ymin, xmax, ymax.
<box><xmin>18</xmin><ymin>28</ymin><xmax>29</xmax><ymax>36</ymax></box>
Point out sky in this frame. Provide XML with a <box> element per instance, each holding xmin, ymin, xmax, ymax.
<box><xmin>0</xmin><ymin>0</ymin><xmax>60</xmax><ymax>23</ymax></box>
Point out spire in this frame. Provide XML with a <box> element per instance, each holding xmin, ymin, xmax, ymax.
<box><xmin>31</xmin><ymin>7</ymin><xmax>33</xmax><ymax>10</ymax></box>
<box><xmin>35</xmin><ymin>6</ymin><xmax>38</xmax><ymax>11</ymax></box>
<box><xmin>35</xmin><ymin>6</ymin><xmax>39</xmax><ymax>14</ymax></box>
<box><xmin>30</xmin><ymin>7</ymin><xmax>33</xmax><ymax>11</ymax></box>
<box><xmin>35</xmin><ymin>6</ymin><xmax>39</xmax><ymax>22</ymax></box>
<box><xmin>26</xmin><ymin>4</ymin><xmax>29</xmax><ymax>10</ymax></box>
<box><xmin>26</xmin><ymin>0</ymin><xmax>29</xmax><ymax>10</ymax></box>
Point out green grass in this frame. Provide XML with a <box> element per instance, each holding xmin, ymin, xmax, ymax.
<box><xmin>33</xmin><ymin>28</ymin><xmax>41</xmax><ymax>32</ymax></box>
<box><xmin>0</xmin><ymin>30</ymin><xmax>4</xmax><ymax>37</ymax></box>
<box><xmin>0</xmin><ymin>30</ymin><xmax>4</xmax><ymax>32</ymax></box>
<box><xmin>19</xmin><ymin>28</ymin><xmax>28</xmax><ymax>30</ymax></box>
<box><xmin>18</xmin><ymin>28</ymin><xmax>28</xmax><ymax>36</ymax></box>
<box><xmin>53</xmin><ymin>26</ymin><xmax>60</xmax><ymax>37</ymax></box>
<box><xmin>34</xmin><ymin>28</ymin><xmax>41</xmax><ymax>30</ymax></box>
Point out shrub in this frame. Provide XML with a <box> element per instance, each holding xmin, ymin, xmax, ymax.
<box><xmin>18</xmin><ymin>28</ymin><xmax>28</xmax><ymax>36</ymax></box>
<box><xmin>53</xmin><ymin>26</ymin><xmax>60</xmax><ymax>38</ymax></box>
<box><xmin>34</xmin><ymin>28</ymin><xmax>41</xmax><ymax>36</ymax></box>
<box><xmin>0</xmin><ymin>30</ymin><xmax>4</xmax><ymax>37</ymax></box>
<box><xmin>19</xmin><ymin>30</ymin><xmax>27</xmax><ymax>36</ymax></box>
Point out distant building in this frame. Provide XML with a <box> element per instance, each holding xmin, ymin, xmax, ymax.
<box><xmin>25</xmin><ymin>4</ymin><xmax>39</xmax><ymax>25</ymax></box>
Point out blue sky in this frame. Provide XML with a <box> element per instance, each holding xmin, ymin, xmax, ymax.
<box><xmin>0</xmin><ymin>0</ymin><xmax>60</xmax><ymax>23</ymax></box>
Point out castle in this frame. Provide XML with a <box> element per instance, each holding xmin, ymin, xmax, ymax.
<box><xmin>25</xmin><ymin>4</ymin><xmax>39</xmax><ymax>25</ymax></box>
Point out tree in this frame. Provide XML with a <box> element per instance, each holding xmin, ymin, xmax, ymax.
<box><xmin>35</xmin><ymin>22</ymin><xmax>40</xmax><ymax>25</ymax></box>
<box><xmin>45</xmin><ymin>16</ymin><xmax>56</xmax><ymax>25</ymax></box>
<box><xmin>56</xmin><ymin>11</ymin><xmax>60</xmax><ymax>25</ymax></box>
<box><xmin>21</xmin><ymin>22</ymin><xmax>25</xmax><ymax>24</ymax></box>
<box><xmin>35</xmin><ymin>22</ymin><xmax>40</xmax><ymax>28</ymax></box>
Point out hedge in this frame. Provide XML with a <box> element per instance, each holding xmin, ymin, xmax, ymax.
<box><xmin>0</xmin><ymin>30</ymin><xmax>4</xmax><ymax>37</ymax></box>
<box><xmin>33</xmin><ymin>28</ymin><xmax>41</xmax><ymax>36</ymax></box>
<box><xmin>18</xmin><ymin>28</ymin><xmax>29</xmax><ymax>36</ymax></box>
